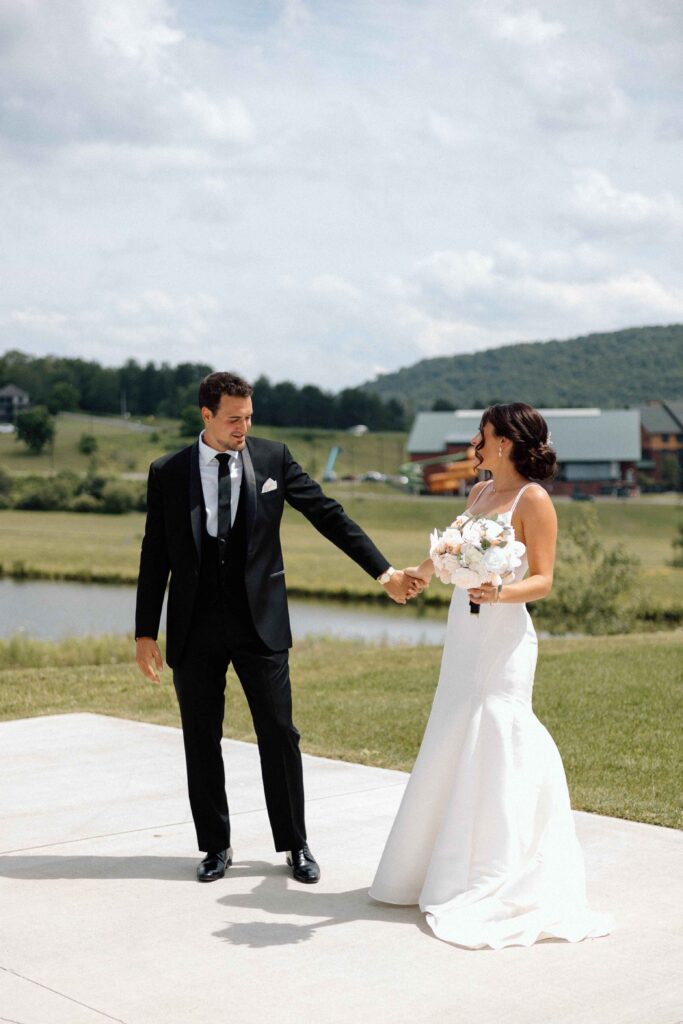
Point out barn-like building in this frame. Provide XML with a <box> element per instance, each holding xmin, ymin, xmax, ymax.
<box><xmin>407</xmin><ymin>408</ymin><xmax>641</xmax><ymax>496</ymax></box>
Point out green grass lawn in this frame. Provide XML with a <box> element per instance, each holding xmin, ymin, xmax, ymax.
<box><xmin>0</xmin><ymin>411</ymin><xmax>408</xmax><ymax>479</ymax></box>
<box><xmin>0</xmin><ymin>631</ymin><xmax>679</xmax><ymax>829</ymax></box>
<box><xmin>1</xmin><ymin>493</ymin><xmax>681</xmax><ymax>612</ymax></box>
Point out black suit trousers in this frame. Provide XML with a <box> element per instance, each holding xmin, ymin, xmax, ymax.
<box><xmin>172</xmin><ymin>597</ymin><xmax>306</xmax><ymax>854</ymax></box>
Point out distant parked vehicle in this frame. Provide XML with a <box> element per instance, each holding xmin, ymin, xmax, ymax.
<box><xmin>571</xmin><ymin>491</ymin><xmax>594</xmax><ymax>501</ymax></box>
<box><xmin>361</xmin><ymin>471</ymin><xmax>386</xmax><ymax>483</ymax></box>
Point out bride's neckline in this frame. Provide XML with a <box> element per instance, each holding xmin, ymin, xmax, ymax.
<box><xmin>461</xmin><ymin>508</ymin><xmax>511</xmax><ymax>521</ymax></box>
<box><xmin>462</xmin><ymin>480</ymin><xmax>531</xmax><ymax>521</ymax></box>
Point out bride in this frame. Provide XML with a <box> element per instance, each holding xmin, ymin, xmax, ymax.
<box><xmin>369</xmin><ymin>402</ymin><xmax>612</xmax><ymax>949</ymax></box>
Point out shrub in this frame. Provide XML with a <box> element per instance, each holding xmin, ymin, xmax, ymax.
<box><xmin>15</xmin><ymin>476</ymin><xmax>74</xmax><ymax>511</ymax></box>
<box><xmin>70</xmin><ymin>493</ymin><xmax>102</xmax><ymax>513</ymax></box>
<box><xmin>78</xmin><ymin>433</ymin><xmax>98</xmax><ymax>455</ymax></box>
<box><xmin>130</xmin><ymin>482</ymin><xmax>147</xmax><ymax>511</ymax></box>
<box><xmin>15</xmin><ymin>405</ymin><xmax>55</xmax><ymax>454</ymax></box>
<box><xmin>0</xmin><ymin>465</ymin><xmax>12</xmax><ymax>498</ymax></box>
<box><xmin>671</xmin><ymin>521</ymin><xmax>683</xmax><ymax>569</ymax></box>
<box><xmin>180</xmin><ymin>405</ymin><xmax>203</xmax><ymax>437</ymax></box>
<box><xmin>77</xmin><ymin>471</ymin><xmax>109</xmax><ymax>500</ymax></box>
<box><xmin>100</xmin><ymin>481</ymin><xmax>133</xmax><ymax>514</ymax></box>
<box><xmin>534</xmin><ymin>505</ymin><xmax>640</xmax><ymax>634</ymax></box>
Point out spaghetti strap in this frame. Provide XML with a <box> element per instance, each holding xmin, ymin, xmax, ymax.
<box><xmin>466</xmin><ymin>479</ymin><xmax>493</xmax><ymax>514</ymax></box>
<box><xmin>509</xmin><ymin>482</ymin><xmax>534</xmax><ymax>516</ymax></box>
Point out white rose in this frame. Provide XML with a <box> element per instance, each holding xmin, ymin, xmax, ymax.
<box><xmin>460</xmin><ymin>518</ymin><xmax>480</xmax><ymax>542</ymax></box>
<box><xmin>462</xmin><ymin>543</ymin><xmax>484</xmax><ymax>568</ymax></box>
<box><xmin>453</xmin><ymin>566</ymin><xmax>481</xmax><ymax>589</ymax></box>
<box><xmin>440</xmin><ymin>552</ymin><xmax>460</xmax><ymax>578</ymax></box>
<box><xmin>483</xmin><ymin>546</ymin><xmax>509</xmax><ymax>574</ymax></box>
<box><xmin>481</xmin><ymin>519</ymin><xmax>504</xmax><ymax>541</ymax></box>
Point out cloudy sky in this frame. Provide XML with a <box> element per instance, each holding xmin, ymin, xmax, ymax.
<box><xmin>1</xmin><ymin>0</ymin><xmax>681</xmax><ymax>389</ymax></box>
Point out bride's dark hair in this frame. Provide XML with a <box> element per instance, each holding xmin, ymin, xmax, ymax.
<box><xmin>479</xmin><ymin>403</ymin><xmax>557</xmax><ymax>481</ymax></box>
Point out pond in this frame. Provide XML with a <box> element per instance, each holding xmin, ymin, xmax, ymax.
<box><xmin>0</xmin><ymin>579</ymin><xmax>449</xmax><ymax>646</ymax></box>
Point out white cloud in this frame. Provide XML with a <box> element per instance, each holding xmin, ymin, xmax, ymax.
<box><xmin>392</xmin><ymin>241</ymin><xmax>683</xmax><ymax>357</ymax></box>
<box><xmin>0</xmin><ymin>0</ymin><xmax>681</xmax><ymax>388</ymax></box>
<box><xmin>0</xmin><ymin>0</ymin><xmax>254</xmax><ymax>153</ymax></box>
<box><xmin>572</xmin><ymin>169</ymin><xmax>683</xmax><ymax>233</ymax></box>
<box><xmin>492</xmin><ymin>7</ymin><xmax>565</xmax><ymax>45</ymax></box>
<box><xmin>308</xmin><ymin>275</ymin><xmax>362</xmax><ymax>302</ymax></box>
<box><xmin>474</xmin><ymin>2</ymin><xmax>628</xmax><ymax>131</ymax></box>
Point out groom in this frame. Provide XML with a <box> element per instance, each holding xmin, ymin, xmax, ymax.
<box><xmin>135</xmin><ymin>371</ymin><xmax>417</xmax><ymax>884</ymax></box>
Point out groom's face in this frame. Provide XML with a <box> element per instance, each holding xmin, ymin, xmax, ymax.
<box><xmin>201</xmin><ymin>394</ymin><xmax>253</xmax><ymax>452</ymax></box>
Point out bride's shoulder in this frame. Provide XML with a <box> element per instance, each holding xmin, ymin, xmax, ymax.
<box><xmin>465</xmin><ymin>479</ymin><xmax>489</xmax><ymax>508</ymax></box>
<box><xmin>518</xmin><ymin>483</ymin><xmax>556</xmax><ymax>519</ymax></box>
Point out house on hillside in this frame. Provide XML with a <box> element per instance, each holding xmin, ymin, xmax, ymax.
<box><xmin>638</xmin><ymin>401</ymin><xmax>683</xmax><ymax>488</ymax></box>
<box><xmin>0</xmin><ymin>384</ymin><xmax>30</xmax><ymax>423</ymax></box>
<box><xmin>407</xmin><ymin>408</ymin><xmax>641</xmax><ymax>496</ymax></box>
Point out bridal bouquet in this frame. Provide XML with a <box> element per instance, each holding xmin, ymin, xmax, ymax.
<box><xmin>429</xmin><ymin>514</ymin><xmax>526</xmax><ymax>612</ymax></box>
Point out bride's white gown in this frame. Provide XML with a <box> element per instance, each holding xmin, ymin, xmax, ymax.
<box><xmin>369</xmin><ymin>482</ymin><xmax>612</xmax><ymax>949</ymax></box>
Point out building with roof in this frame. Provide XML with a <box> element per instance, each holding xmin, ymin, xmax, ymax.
<box><xmin>638</xmin><ymin>400</ymin><xmax>683</xmax><ymax>488</ymax></box>
<box><xmin>0</xmin><ymin>384</ymin><xmax>30</xmax><ymax>423</ymax></box>
<box><xmin>407</xmin><ymin>408</ymin><xmax>642</xmax><ymax>496</ymax></box>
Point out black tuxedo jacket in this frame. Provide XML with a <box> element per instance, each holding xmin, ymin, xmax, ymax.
<box><xmin>135</xmin><ymin>435</ymin><xmax>390</xmax><ymax>666</ymax></box>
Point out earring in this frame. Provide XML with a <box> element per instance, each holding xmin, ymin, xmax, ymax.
<box><xmin>498</xmin><ymin>446</ymin><xmax>502</xmax><ymax>458</ymax></box>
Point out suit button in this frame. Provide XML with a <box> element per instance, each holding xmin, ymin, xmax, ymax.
<box><xmin>220</xmin><ymin>559</ymin><xmax>225</xmax><ymax>565</ymax></box>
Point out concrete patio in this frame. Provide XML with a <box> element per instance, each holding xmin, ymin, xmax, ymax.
<box><xmin>1</xmin><ymin>713</ymin><xmax>681</xmax><ymax>1024</ymax></box>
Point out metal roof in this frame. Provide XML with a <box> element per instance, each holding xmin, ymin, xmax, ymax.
<box><xmin>663</xmin><ymin>401</ymin><xmax>683</xmax><ymax>430</ymax></box>
<box><xmin>0</xmin><ymin>384</ymin><xmax>29</xmax><ymax>398</ymax></box>
<box><xmin>638</xmin><ymin>404</ymin><xmax>681</xmax><ymax>435</ymax></box>
<box><xmin>407</xmin><ymin>412</ymin><xmax>465</xmax><ymax>453</ymax></box>
<box><xmin>408</xmin><ymin>408</ymin><xmax>641</xmax><ymax>461</ymax></box>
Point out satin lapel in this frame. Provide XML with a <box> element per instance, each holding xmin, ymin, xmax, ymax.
<box><xmin>189</xmin><ymin>440</ymin><xmax>202</xmax><ymax>564</ymax></box>
<box><xmin>242</xmin><ymin>440</ymin><xmax>257</xmax><ymax>553</ymax></box>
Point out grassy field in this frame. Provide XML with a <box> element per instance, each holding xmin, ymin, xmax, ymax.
<box><xmin>0</xmin><ymin>412</ymin><xmax>408</xmax><ymax>479</ymax></box>
<box><xmin>0</xmin><ymin>630</ymin><xmax>680</xmax><ymax>829</ymax></box>
<box><xmin>1</xmin><ymin>493</ymin><xmax>681</xmax><ymax>612</ymax></box>
<box><xmin>1</xmin><ymin>410</ymin><xmax>681</xmax><ymax>618</ymax></box>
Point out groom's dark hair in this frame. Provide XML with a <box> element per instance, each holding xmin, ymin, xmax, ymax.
<box><xmin>198</xmin><ymin>371</ymin><xmax>254</xmax><ymax>414</ymax></box>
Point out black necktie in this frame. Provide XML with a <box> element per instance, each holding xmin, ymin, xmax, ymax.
<box><xmin>216</xmin><ymin>453</ymin><xmax>232</xmax><ymax>539</ymax></box>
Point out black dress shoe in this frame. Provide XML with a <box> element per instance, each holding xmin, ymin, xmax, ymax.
<box><xmin>197</xmin><ymin>847</ymin><xmax>233</xmax><ymax>883</ymax></box>
<box><xmin>286</xmin><ymin>843</ymin><xmax>320</xmax><ymax>884</ymax></box>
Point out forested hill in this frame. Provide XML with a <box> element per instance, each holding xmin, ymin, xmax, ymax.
<box><xmin>362</xmin><ymin>324</ymin><xmax>683</xmax><ymax>411</ymax></box>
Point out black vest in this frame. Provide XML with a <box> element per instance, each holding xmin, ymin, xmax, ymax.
<box><xmin>197</xmin><ymin>481</ymin><xmax>253</xmax><ymax>636</ymax></box>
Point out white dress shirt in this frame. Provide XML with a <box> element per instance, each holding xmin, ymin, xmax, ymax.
<box><xmin>198</xmin><ymin>431</ymin><xmax>243</xmax><ymax>536</ymax></box>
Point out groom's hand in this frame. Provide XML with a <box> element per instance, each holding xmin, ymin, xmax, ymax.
<box><xmin>136</xmin><ymin>637</ymin><xmax>163</xmax><ymax>685</ymax></box>
<box><xmin>382</xmin><ymin>570</ymin><xmax>410</xmax><ymax>604</ymax></box>
<box><xmin>404</xmin><ymin>567</ymin><xmax>430</xmax><ymax>593</ymax></box>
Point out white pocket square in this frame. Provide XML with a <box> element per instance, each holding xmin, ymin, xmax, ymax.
<box><xmin>261</xmin><ymin>478</ymin><xmax>278</xmax><ymax>494</ymax></box>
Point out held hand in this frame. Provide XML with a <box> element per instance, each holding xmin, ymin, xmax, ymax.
<box><xmin>136</xmin><ymin>637</ymin><xmax>163</xmax><ymax>684</ymax></box>
<box><xmin>404</xmin><ymin>561</ymin><xmax>432</xmax><ymax>593</ymax></box>
<box><xmin>467</xmin><ymin>582</ymin><xmax>498</xmax><ymax>605</ymax></box>
<box><xmin>382</xmin><ymin>570</ymin><xmax>412</xmax><ymax>605</ymax></box>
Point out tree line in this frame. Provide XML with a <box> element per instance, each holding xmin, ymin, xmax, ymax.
<box><xmin>363</xmin><ymin>324</ymin><xmax>683</xmax><ymax>412</ymax></box>
<box><xmin>0</xmin><ymin>351</ymin><xmax>406</xmax><ymax>430</ymax></box>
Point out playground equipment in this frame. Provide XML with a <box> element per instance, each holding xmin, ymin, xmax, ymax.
<box><xmin>322</xmin><ymin>445</ymin><xmax>342</xmax><ymax>482</ymax></box>
<box><xmin>399</xmin><ymin>447</ymin><xmax>479</xmax><ymax>494</ymax></box>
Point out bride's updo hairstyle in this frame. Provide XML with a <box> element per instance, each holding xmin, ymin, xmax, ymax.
<box><xmin>479</xmin><ymin>403</ymin><xmax>557</xmax><ymax>481</ymax></box>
